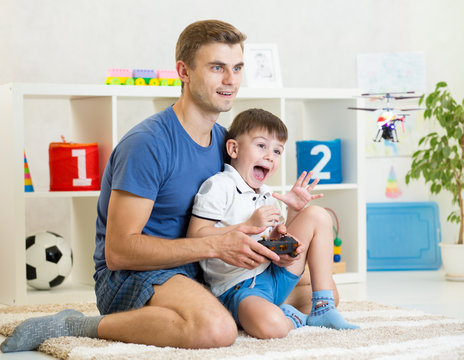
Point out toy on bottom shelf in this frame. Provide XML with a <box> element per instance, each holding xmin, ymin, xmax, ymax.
<box><xmin>105</xmin><ymin>68</ymin><xmax>182</xmax><ymax>86</ymax></box>
<box><xmin>325</xmin><ymin>208</ymin><xmax>346</xmax><ymax>274</ymax></box>
<box><xmin>25</xmin><ymin>231</ymin><xmax>73</xmax><ymax>290</ymax></box>
<box><xmin>258</xmin><ymin>235</ymin><xmax>298</xmax><ymax>257</ymax></box>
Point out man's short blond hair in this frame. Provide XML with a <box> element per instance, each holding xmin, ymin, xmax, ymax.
<box><xmin>176</xmin><ymin>20</ymin><xmax>246</xmax><ymax>69</ymax></box>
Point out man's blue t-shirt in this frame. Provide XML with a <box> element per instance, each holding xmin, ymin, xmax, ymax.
<box><xmin>93</xmin><ymin>106</ymin><xmax>226</xmax><ymax>274</ymax></box>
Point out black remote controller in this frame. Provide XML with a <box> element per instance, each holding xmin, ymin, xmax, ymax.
<box><xmin>258</xmin><ymin>235</ymin><xmax>298</xmax><ymax>257</ymax></box>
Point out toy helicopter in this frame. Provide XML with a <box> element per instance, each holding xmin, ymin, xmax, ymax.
<box><xmin>348</xmin><ymin>91</ymin><xmax>423</xmax><ymax>142</ymax></box>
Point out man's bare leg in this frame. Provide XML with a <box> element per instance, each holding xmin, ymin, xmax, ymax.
<box><xmin>98</xmin><ymin>274</ymin><xmax>237</xmax><ymax>348</ymax></box>
<box><xmin>1</xmin><ymin>275</ymin><xmax>236</xmax><ymax>353</ymax></box>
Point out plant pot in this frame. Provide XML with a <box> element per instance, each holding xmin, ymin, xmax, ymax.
<box><xmin>439</xmin><ymin>243</ymin><xmax>464</xmax><ymax>281</ymax></box>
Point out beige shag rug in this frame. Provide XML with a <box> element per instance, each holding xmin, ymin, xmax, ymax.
<box><xmin>1</xmin><ymin>301</ymin><xmax>463</xmax><ymax>360</ymax></box>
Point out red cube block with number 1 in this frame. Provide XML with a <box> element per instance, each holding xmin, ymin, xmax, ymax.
<box><xmin>49</xmin><ymin>142</ymin><xmax>100</xmax><ymax>191</ymax></box>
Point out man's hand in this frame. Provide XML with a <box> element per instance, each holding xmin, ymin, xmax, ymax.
<box><xmin>272</xmin><ymin>239</ymin><xmax>306</xmax><ymax>268</ymax></box>
<box><xmin>263</xmin><ymin>225</ymin><xmax>306</xmax><ymax>268</ymax></box>
<box><xmin>214</xmin><ymin>231</ymin><xmax>280</xmax><ymax>270</ymax></box>
<box><xmin>272</xmin><ymin>171</ymin><xmax>323</xmax><ymax>212</ymax></box>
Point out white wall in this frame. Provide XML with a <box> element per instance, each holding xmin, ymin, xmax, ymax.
<box><xmin>2</xmin><ymin>0</ymin><xmax>463</xmax><ymax>93</ymax></box>
<box><xmin>1</xmin><ymin>0</ymin><xmax>463</xmax><ymax>242</ymax></box>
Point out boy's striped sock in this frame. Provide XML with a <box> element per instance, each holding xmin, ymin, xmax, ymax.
<box><xmin>306</xmin><ymin>290</ymin><xmax>359</xmax><ymax>330</ymax></box>
<box><xmin>279</xmin><ymin>304</ymin><xmax>308</xmax><ymax>329</ymax></box>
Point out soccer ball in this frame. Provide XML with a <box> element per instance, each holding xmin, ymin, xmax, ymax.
<box><xmin>25</xmin><ymin>231</ymin><xmax>73</xmax><ymax>290</ymax></box>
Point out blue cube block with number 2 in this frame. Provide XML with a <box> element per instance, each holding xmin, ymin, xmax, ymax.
<box><xmin>296</xmin><ymin>139</ymin><xmax>342</xmax><ymax>184</ymax></box>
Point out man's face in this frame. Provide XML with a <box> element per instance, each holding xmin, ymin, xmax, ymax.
<box><xmin>185</xmin><ymin>42</ymin><xmax>244</xmax><ymax>115</ymax></box>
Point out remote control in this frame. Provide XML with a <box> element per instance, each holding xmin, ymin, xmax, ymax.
<box><xmin>258</xmin><ymin>235</ymin><xmax>298</xmax><ymax>257</ymax></box>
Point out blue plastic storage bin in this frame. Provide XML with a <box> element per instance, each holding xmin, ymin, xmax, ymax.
<box><xmin>366</xmin><ymin>202</ymin><xmax>441</xmax><ymax>270</ymax></box>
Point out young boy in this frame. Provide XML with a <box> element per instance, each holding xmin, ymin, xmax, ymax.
<box><xmin>187</xmin><ymin>108</ymin><xmax>359</xmax><ymax>339</ymax></box>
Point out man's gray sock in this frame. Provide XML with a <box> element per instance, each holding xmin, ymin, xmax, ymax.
<box><xmin>1</xmin><ymin>309</ymin><xmax>103</xmax><ymax>353</ymax></box>
<box><xmin>66</xmin><ymin>314</ymin><xmax>103</xmax><ymax>339</ymax></box>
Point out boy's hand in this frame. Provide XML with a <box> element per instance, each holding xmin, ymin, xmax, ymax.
<box><xmin>244</xmin><ymin>205</ymin><xmax>281</xmax><ymax>228</ymax></box>
<box><xmin>272</xmin><ymin>235</ymin><xmax>306</xmax><ymax>267</ymax></box>
<box><xmin>272</xmin><ymin>171</ymin><xmax>323</xmax><ymax>212</ymax></box>
<box><xmin>269</xmin><ymin>223</ymin><xmax>287</xmax><ymax>240</ymax></box>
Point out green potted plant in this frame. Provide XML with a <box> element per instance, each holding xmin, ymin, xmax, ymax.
<box><xmin>406</xmin><ymin>81</ymin><xmax>464</xmax><ymax>280</ymax></box>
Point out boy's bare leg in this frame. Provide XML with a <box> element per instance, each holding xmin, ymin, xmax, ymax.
<box><xmin>98</xmin><ymin>274</ymin><xmax>237</xmax><ymax>349</ymax></box>
<box><xmin>284</xmin><ymin>206</ymin><xmax>358</xmax><ymax>329</ymax></box>
<box><xmin>284</xmin><ymin>206</ymin><xmax>333</xmax><ymax>290</ymax></box>
<box><xmin>238</xmin><ymin>296</ymin><xmax>293</xmax><ymax>339</ymax></box>
<box><xmin>284</xmin><ymin>267</ymin><xmax>312</xmax><ymax>313</ymax></box>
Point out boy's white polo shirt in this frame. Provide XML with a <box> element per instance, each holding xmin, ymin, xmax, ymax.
<box><xmin>193</xmin><ymin>164</ymin><xmax>282</xmax><ymax>296</ymax></box>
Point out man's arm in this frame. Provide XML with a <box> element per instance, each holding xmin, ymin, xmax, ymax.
<box><xmin>187</xmin><ymin>205</ymin><xmax>280</xmax><ymax>238</ymax></box>
<box><xmin>187</xmin><ymin>216</ymin><xmax>257</xmax><ymax>237</ymax></box>
<box><xmin>105</xmin><ymin>189</ymin><xmax>218</xmax><ymax>271</ymax></box>
<box><xmin>105</xmin><ymin>189</ymin><xmax>279</xmax><ymax>271</ymax></box>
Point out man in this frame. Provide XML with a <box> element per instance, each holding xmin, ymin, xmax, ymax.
<box><xmin>91</xmin><ymin>19</ymin><xmax>267</xmax><ymax>349</ymax></box>
<box><xmin>2</xmin><ymin>19</ymin><xmax>279</xmax><ymax>352</ymax></box>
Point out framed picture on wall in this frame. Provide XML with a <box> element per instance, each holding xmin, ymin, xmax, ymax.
<box><xmin>244</xmin><ymin>43</ymin><xmax>282</xmax><ymax>88</ymax></box>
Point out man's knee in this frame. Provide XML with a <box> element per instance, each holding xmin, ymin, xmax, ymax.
<box><xmin>186</xmin><ymin>310</ymin><xmax>237</xmax><ymax>348</ymax></box>
<box><xmin>149</xmin><ymin>275</ymin><xmax>238</xmax><ymax>348</ymax></box>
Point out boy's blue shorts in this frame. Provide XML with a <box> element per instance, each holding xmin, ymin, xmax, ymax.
<box><xmin>94</xmin><ymin>263</ymin><xmax>201</xmax><ymax>315</ymax></box>
<box><xmin>218</xmin><ymin>263</ymin><xmax>302</xmax><ymax>326</ymax></box>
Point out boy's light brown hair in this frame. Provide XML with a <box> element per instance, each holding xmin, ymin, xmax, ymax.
<box><xmin>176</xmin><ymin>20</ymin><xmax>247</xmax><ymax>69</ymax></box>
<box><xmin>225</xmin><ymin>108</ymin><xmax>288</xmax><ymax>164</ymax></box>
<box><xmin>226</xmin><ymin>108</ymin><xmax>288</xmax><ymax>143</ymax></box>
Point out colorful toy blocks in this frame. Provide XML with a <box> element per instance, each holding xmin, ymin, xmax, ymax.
<box><xmin>105</xmin><ymin>68</ymin><xmax>134</xmax><ymax>85</ymax></box>
<box><xmin>105</xmin><ymin>68</ymin><xmax>181</xmax><ymax>86</ymax></box>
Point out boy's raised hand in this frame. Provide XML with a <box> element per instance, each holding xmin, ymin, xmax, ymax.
<box><xmin>272</xmin><ymin>171</ymin><xmax>323</xmax><ymax>211</ymax></box>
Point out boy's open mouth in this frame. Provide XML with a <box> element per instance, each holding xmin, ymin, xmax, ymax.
<box><xmin>253</xmin><ymin>165</ymin><xmax>269</xmax><ymax>182</ymax></box>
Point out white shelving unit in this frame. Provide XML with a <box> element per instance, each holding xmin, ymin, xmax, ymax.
<box><xmin>0</xmin><ymin>83</ymin><xmax>366</xmax><ymax>305</ymax></box>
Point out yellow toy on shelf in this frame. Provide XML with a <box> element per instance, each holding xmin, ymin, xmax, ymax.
<box><xmin>105</xmin><ymin>69</ymin><xmax>181</xmax><ymax>86</ymax></box>
<box><xmin>325</xmin><ymin>207</ymin><xmax>346</xmax><ymax>274</ymax></box>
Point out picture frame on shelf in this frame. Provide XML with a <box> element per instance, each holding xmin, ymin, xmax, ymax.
<box><xmin>244</xmin><ymin>43</ymin><xmax>282</xmax><ymax>88</ymax></box>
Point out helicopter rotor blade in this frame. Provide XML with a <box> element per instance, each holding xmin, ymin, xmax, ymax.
<box><xmin>398</xmin><ymin>108</ymin><xmax>424</xmax><ymax>111</ymax></box>
<box><xmin>361</xmin><ymin>91</ymin><xmax>415</xmax><ymax>96</ymax></box>
<box><xmin>347</xmin><ymin>107</ymin><xmax>379</xmax><ymax>111</ymax></box>
<box><xmin>355</xmin><ymin>95</ymin><xmax>385</xmax><ymax>101</ymax></box>
<box><xmin>392</xmin><ymin>95</ymin><xmax>422</xmax><ymax>100</ymax></box>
